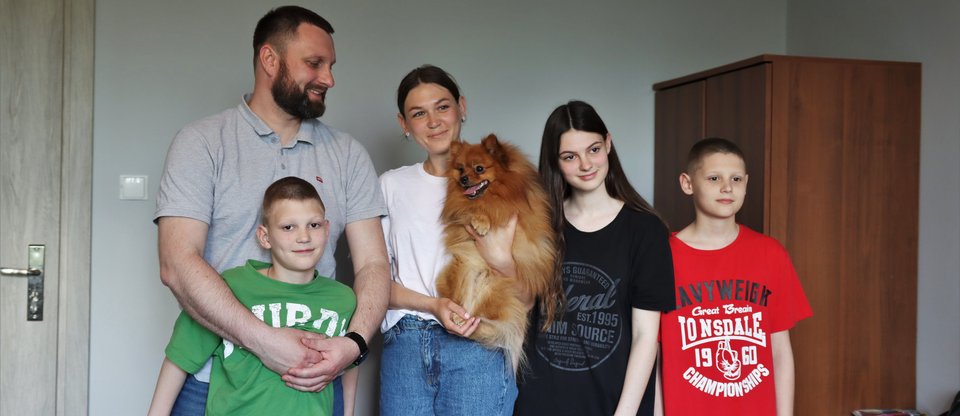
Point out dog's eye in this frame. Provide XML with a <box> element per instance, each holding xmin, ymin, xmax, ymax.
<box><xmin>474</xmin><ymin>165</ymin><xmax>485</xmax><ymax>174</ymax></box>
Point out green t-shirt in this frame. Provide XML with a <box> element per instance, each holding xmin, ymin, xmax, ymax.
<box><xmin>165</xmin><ymin>259</ymin><xmax>357</xmax><ymax>416</ymax></box>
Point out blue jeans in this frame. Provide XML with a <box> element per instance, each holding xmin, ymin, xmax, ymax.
<box><xmin>380</xmin><ymin>315</ymin><xmax>518</xmax><ymax>416</ymax></box>
<box><xmin>170</xmin><ymin>375</ymin><xmax>207</xmax><ymax>416</ymax></box>
<box><xmin>170</xmin><ymin>373</ymin><xmax>344</xmax><ymax>415</ymax></box>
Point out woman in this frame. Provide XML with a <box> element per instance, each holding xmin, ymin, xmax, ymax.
<box><xmin>378</xmin><ymin>64</ymin><xmax>521</xmax><ymax>415</ymax></box>
<box><xmin>514</xmin><ymin>100</ymin><xmax>676</xmax><ymax>416</ymax></box>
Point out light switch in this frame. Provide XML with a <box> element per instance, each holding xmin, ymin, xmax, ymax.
<box><xmin>119</xmin><ymin>175</ymin><xmax>148</xmax><ymax>200</ymax></box>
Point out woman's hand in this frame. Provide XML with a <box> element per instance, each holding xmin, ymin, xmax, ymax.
<box><xmin>431</xmin><ymin>297</ymin><xmax>480</xmax><ymax>338</ymax></box>
<box><xmin>468</xmin><ymin>214</ymin><xmax>518</xmax><ymax>278</ymax></box>
<box><xmin>467</xmin><ymin>214</ymin><xmax>535</xmax><ymax>308</ymax></box>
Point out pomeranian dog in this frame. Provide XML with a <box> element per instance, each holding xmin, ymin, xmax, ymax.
<box><xmin>437</xmin><ymin>134</ymin><xmax>561</xmax><ymax>372</ymax></box>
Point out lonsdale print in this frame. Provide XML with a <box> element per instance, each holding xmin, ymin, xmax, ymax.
<box><xmin>672</xmin><ymin>279</ymin><xmax>774</xmax><ymax>398</ymax></box>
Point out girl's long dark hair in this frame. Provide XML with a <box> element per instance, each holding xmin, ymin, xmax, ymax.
<box><xmin>538</xmin><ymin>100</ymin><xmax>666</xmax><ymax>265</ymax></box>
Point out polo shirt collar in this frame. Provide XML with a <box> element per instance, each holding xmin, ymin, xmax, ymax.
<box><xmin>238</xmin><ymin>94</ymin><xmax>319</xmax><ymax>145</ymax></box>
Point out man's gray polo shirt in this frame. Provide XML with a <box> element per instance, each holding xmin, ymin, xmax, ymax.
<box><xmin>155</xmin><ymin>96</ymin><xmax>386</xmax><ymax>278</ymax></box>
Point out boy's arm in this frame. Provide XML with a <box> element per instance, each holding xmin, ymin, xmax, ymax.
<box><xmin>147</xmin><ymin>357</ymin><xmax>187</xmax><ymax>416</ymax></box>
<box><xmin>158</xmin><ymin>217</ymin><xmax>323</xmax><ymax>378</ymax></box>
<box><xmin>654</xmin><ymin>347</ymin><xmax>664</xmax><ymax>416</ymax></box>
<box><xmin>772</xmin><ymin>330</ymin><xmax>795</xmax><ymax>416</ymax></box>
<box><xmin>613</xmin><ymin>309</ymin><xmax>662</xmax><ymax>416</ymax></box>
<box><xmin>341</xmin><ymin>366</ymin><xmax>359</xmax><ymax>416</ymax></box>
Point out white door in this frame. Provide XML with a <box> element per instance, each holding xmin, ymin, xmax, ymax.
<box><xmin>0</xmin><ymin>0</ymin><xmax>93</xmax><ymax>414</ymax></box>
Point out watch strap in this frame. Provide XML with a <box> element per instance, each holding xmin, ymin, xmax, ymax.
<box><xmin>344</xmin><ymin>331</ymin><xmax>368</xmax><ymax>366</ymax></box>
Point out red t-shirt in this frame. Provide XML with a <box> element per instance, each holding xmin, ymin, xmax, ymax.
<box><xmin>660</xmin><ymin>225</ymin><xmax>812</xmax><ymax>415</ymax></box>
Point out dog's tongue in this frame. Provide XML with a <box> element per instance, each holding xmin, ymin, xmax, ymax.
<box><xmin>463</xmin><ymin>184</ymin><xmax>482</xmax><ymax>196</ymax></box>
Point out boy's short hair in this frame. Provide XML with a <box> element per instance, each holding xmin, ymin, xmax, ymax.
<box><xmin>261</xmin><ymin>176</ymin><xmax>326</xmax><ymax>225</ymax></box>
<box><xmin>686</xmin><ymin>137</ymin><xmax>746</xmax><ymax>173</ymax></box>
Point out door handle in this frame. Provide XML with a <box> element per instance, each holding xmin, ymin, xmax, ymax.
<box><xmin>0</xmin><ymin>267</ymin><xmax>42</xmax><ymax>276</ymax></box>
<box><xmin>0</xmin><ymin>245</ymin><xmax>45</xmax><ymax>321</ymax></box>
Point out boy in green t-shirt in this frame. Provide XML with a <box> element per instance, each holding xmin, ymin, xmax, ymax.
<box><xmin>148</xmin><ymin>176</ymin><xmax>358</xmax><ymax>415</ymax></box>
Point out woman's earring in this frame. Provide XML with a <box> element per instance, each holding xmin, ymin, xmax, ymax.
<box><xmin>403</xmin><ymin>131</ymin><xmax>410</xmax><ymax>138</ymax></box>
<box><xmin>460</xmin><ymin>116</ymin><xmax>466</xmax><ymax>123</ymax></box>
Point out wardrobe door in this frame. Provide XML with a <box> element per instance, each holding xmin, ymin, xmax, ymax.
<box><xmin>703</xmin><ymin>63</ymin><xmax>769</xmax><ymax>233</ymax></box>
<box><xmin>769</xmin><ymin>59</ymin><xmax>920</xmax><ymax>414</ymax></box>
<box><xmin>653</xmin><ymin>80</ymin><xmax>704</xmax><ymax>231</ymax></box>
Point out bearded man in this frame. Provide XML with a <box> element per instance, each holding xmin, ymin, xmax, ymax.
<box><xmin>154</xmin><ymin>6</ymin><xmax>388</xmax><ymax>415</ymax></box>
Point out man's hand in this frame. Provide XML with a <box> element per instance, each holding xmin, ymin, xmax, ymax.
<box><xmin>251</xmin><ymin>327</ymin><xmax>325</xmax><ymax>376</ymax></box>
<box><xmin>283</xmin><ymin>336</ymin><xmax>360</xmax><ymax>392</ymax></box>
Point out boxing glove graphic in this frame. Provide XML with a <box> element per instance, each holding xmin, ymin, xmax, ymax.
<box><xmin>715</xmin><ymin>339</ymin><xmax>742</xmax><ymax>380</ymax></box>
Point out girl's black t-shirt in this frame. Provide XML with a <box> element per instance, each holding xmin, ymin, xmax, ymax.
<box><xmin>514</xmin><ymin>207</ymin><xmax>676</xmax><ymax>416</ymax></box>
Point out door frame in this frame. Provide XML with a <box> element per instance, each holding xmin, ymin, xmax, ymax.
<box><xmin>57</xmin><ymin>0</ymin><xmax>93</xmax><ymax>413</ymax></box>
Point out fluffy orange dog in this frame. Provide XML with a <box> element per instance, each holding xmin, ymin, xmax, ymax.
<box><xmin>437</xmin><ymin>134</ymin><xmax>561</xmax><ymax>372</ymax></box>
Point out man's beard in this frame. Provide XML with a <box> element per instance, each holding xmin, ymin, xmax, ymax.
<box><xmin>272</xmin><ymin>60</ymin><xmax>326</xmax><ymax>119</ymax></box>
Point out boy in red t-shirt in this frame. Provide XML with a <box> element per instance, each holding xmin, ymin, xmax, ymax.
<box><xmin>657</xmin><ymin>138</ymin><xmax>812</xmax><ymax>415</ymax></box>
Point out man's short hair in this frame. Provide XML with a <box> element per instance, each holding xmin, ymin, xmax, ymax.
<box><xmin>253</xmin><ymin>5</ymin><xmax>334</xmax><ymax>66</ymax></box>
<box><xmin>261</xmin><ymin>176</ymin><xmax>325</xmax><ymax>225</ymax></box>
<box><xmin>686</xmin><ymin>137</ymin><xmax>746</xmax><ymax>173</ymax></box>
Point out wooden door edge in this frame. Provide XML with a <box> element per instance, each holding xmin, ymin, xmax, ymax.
<box><xmin>57</xmin><ymin>0</ymin><xmax>94</xmax><ymax>414</ymax></box>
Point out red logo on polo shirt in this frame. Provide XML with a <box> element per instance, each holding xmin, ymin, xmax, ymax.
<box><xmin>316</xmin><ymin>176</ymin><xmax>324</xmax><ymax>184</ymax></box>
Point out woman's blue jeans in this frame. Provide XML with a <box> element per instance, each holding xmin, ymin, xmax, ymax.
<box><xmin>379</xmin><ymin>315</ymin><xmax>518</xmax><ymax>416</ymax></box>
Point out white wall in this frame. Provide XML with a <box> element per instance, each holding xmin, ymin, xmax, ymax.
<box><xmin>786</xmin><ymin>1</ymin><xmax>960</xmax><ymax>413</ymax></box>
<box><xmin>90</xmin><ymin>1</ymin><xmax>792</xmax><ymax>414</ymax></box>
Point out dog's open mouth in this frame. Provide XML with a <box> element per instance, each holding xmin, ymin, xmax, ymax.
<box><xmin>462</xmin><ymin>180</ymin><xmax>490</xmax><ymax>200</ymax></box>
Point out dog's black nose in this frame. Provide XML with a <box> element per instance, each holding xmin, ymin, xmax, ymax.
<box><xmin>460</xmin><ymin>175</ymin><xmax>469</xmax><ymax>185</ymax></box>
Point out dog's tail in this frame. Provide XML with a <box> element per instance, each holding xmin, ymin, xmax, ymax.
<box><xmin>471</xmin><ymin>311</ymin><xmax>529</xmax><ymax>373</ymax></box>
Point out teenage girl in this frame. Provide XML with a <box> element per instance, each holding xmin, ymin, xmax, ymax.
<box><xmin>514</xmin><ymin>100</ymin><xmax>676</xmax><ymax>416</ymax></box>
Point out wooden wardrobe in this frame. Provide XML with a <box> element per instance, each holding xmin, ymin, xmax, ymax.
<box><xmin>653</xmin><ymin>55</ymin><xmax>920</xmax><ymax>414</ymax></box>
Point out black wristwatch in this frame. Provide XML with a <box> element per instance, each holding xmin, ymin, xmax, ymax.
<box><xmin>344</xmin><ymin>332</ymin><xmax>369</xmax><ymax>366</ymax></box>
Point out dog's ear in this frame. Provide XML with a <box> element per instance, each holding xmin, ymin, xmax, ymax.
<box><xmin>481</xmin><ymin>134</ymin><xmax>500</xmax><ymax>152</ymax></box>
<box><xmin>482</xmin><ymin>134</ymin><xmax>509</xmax><ymax>166</ymax></box>
<box><xmin>449</xmin><ymin>140</ymin><xmax>463</xmax><ymax>159</ymax></box>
